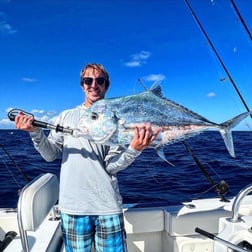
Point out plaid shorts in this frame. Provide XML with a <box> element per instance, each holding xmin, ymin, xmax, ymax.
<box><xmin>61</xmin><ymin>212</ymin><xmax>127</xmax><ymax>252</ymax></box>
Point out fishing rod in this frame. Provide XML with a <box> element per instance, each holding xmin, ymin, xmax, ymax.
<box><xmin>184</xmin><ymin>0</ymin><xmax>251</xmax><ymax>115</ymax></box>
<box><xmin>0</xmin><ymin>231</ymin><xmax>17</xmax><ymax>251</ymax></box>
<box><xmin>230</xmin><ymin>0</ymin><xmax>252</xmax><ymax>40</ymax></box>
<box><xmin>195</xmin><ymin>227</ymin><xmax>252</xmax><ymax>252</ymax></box>
<box><xmin>183</xmin><ymin>141</ymin><xmax>229</xmax><ymax>202</ymax></box>
<box><xmin>0</xmin><ymin>143</ymin><xmax>30</xmax><ymax>183</ymax></box>
<box><xmin>8</xmin><ymin>108</ymin><xmax>81</xmax><ymax>137</ymax></box>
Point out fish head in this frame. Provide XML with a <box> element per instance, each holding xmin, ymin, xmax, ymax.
<box><xmin>78</xmin><ymin>101</ymin><xmax>118</xmax><ymax>144</ymax></box>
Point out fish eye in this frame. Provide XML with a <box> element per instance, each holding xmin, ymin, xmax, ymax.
<box><xmin>91</xmin><ymin>112</ymin><xmax>99</xmax><ymax>120</ymax></box>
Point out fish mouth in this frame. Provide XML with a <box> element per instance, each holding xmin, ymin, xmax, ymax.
<box><xmin>81</xmin><ymin>128</ymin><xmax>89</xmax><ymax>135</ymax></box>
<box><xmin>71</xmin><ymin>127</ymin><xmax>93</xmax><ymax>139</ymax></box>
<box><xmin>79</xmin><ymin>118</ymin><xmax>88</xmax><ymax>131</ymax></box>
<box><xmin>78</xmin><ymin>119</ymin><xmax>90</xmax><ymax>136</ymax></box>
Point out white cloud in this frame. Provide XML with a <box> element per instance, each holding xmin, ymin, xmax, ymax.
<box><xmin>22</xmin><ymin>77</ymin><xmax>37</xmax><ymax>83</ymax></box>
<box><xmin>143</xmin><ymin>74</ymin><xmax>165</xmax><ymax>82</ymax></box>
<box><xmin>6</xmin><ymin>107</ymin><xmax>13</xmax><ymax>113</ymax></box>
<box><xmin>39</xmin><ymin>115</ymin><xmax>50</xmax><ymax>121</ymax></box>
<box><xmin>0</xmin><ymin>117</ymin><xmax>14</xmax><ymax>129</ymax></box>
<box><xmin>0</xmin><ymin>10</ymin><xmax>16</xmax><ymax>35</ymax></box>
<box><xmin>47</xmin><ymin>110</ymin><xmax>57</xmax><ymax>116</ymax></box>
<box><xmin>131</xmin><ymin>51</ymin><xmax>151</xmax><ymax>61</ymax></box>
<box><xmin>48</xmin><ymin>116</ymin><xmax>58</xmax><ymax>124</ymax></box>
<box><xmin>30</xmin><ymin>110</ymin><xmax>58</xmax><ymax>123</ymax></box>
<box><xmin>124</xmin><ymin>61</ymin><xmax>141</xmax><ymax>67</ymax></box>
<box><xmin>207</xmin><ymin>92</ymin><xmax>216</xmax><ymax>97</ymax></box>
<box><xmin>124</xmin><ymin>50</ymin><xmax>151</xmax><ymax>67</ymax></box>
<box><xmin>0</xmin><ymin>21</ymin><xmax>16</xmax><ymax>35</ymax></box>
<box><xmin>0</xmin><ymin>118</ymin><xmax>13</xmax><ymax>126</ymax></box>
<box><xmin>31</xmin><ymin>109</ymin><xmax>44</xmax><ymax>114</ymax></box>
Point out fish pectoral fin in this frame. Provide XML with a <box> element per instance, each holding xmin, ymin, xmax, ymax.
<box><xmin>156</xmin><ymin>147</ymin><xmax>175</xmax><ymax>167</ymax></box>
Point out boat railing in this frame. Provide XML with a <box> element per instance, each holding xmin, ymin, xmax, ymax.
<box><xmin>231</xmin><ymin>183</ymin><xmax>252</xmax><ymax>222</ymax></box>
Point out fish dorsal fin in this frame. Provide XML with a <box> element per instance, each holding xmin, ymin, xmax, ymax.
<box><xmin>138</xmin><ymin>78</ymin><xmax>163</xmax><ymax>97</ymax></box>
<box><xmin>149</xmin><ymin>82</ymin><xmax>163</xmax><ymax>98</ymax></box>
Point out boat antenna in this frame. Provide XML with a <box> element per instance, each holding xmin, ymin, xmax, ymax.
<box><xmin>0</xmin><ymin>144</ymin><xmax>30</xmax><ymax>183</ymax></box>
<box><xmin>183</xmin><ymin>141</ymin><xmax>229</xmax><ymax>202</ymax></box>
<box><xmin>230</xmin><ymin>0</ymin><xmax>252</xmax><ymax>40</ymax></box>
<box><xmin>184</xmin><ymin>0</ymin><xmax>251</xmax><ymax>115</ymax></box>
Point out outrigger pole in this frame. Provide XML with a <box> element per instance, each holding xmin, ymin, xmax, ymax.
<box><xmin>184</xmin><ymin>0</ymin><xmax>251</xmax><ymax>115</ymax></box>
<box><xmin>230</xmin><ymin>0</ymin><xmax>252</xmax><ymax>40</ymax></box>
<box><xmin>182</xmin><ymin>0</ymin><xmax>250</xmax><ymax>201</ymax></box>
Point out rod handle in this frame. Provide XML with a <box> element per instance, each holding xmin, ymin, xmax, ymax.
<box><xmin>8</xmin><ymin>108</ymin><xmax>48</xmax><ymax>129</ymax></box>
<box><xmin>195</xmin><ymin>227</ymin><xmax>214</xmax><ymax>240</ymax></box>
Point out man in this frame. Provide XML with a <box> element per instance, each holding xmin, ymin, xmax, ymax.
<box><xmin>15</xmin><ymin>63</ymin><xmax>159</xmax><ymax>251</ymax></box>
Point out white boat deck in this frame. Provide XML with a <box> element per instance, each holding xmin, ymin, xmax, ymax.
<box><xmin>1</xmin><ymin>173</ymin><xmax>252</xmax><ymax>252</ymax></box>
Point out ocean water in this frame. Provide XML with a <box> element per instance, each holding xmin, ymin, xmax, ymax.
<box><xmin>1</xmin><ymin>129</ymin><xmax>252</xmax><ymax>208</ymax></box>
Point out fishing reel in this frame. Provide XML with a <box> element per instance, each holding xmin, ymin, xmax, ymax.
<box><xmin>215</xmin><ymin>180</ymin><xmax>229</xmax><ymax>202</ymax></box>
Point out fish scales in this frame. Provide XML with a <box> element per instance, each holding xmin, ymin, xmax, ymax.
<box><xmin>78</xmin><ymin>84</ymin><xmax>250</xmax><ymax>163</ymax></box>
<box><xmin>105</xmin><ymin>92</ymin><xmax>211</xmax><ymax>127</ymax></box>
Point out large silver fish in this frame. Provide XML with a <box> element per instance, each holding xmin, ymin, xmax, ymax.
<box><xmin>78</xmin><ymin>84</ymin><xmax>249</xmax><ymax>163</ymax></box>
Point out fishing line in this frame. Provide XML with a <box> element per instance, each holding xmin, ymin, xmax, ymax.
<box><xmin>230</xmin><ymin>0</ymin><xmax>252</xmax><ymax>41</ymax></box>
<box><xmin>0</xmin><ymin>144</ymin><xmax>30</xmax><ymax>183</ymax></box>
<box><xmin>204</xmin><ymin>162</ymin><xmax>223</xmax><ymax>180</ymax></box>
<box><xmin>191</xmin><ymin>184</ymin><xmax>217</xmax><ymax>200</ymax></box>
<box><xmin>0</xmin><ymin>155</ymin><xmax>22</xmax><ymax>189</ymax></box>
<box><xmin>244</xmin><ymin>120</ymin><xmax>252</xmax><ymax>130</ymax></box>
<box><xmin>203</xmin><ymin>163</ymin><xmax>230</xmax><ymax>198</ymax></box>
<box><xmin>0</xmin><ymin>150</ymin><xmax>23</xmax><ymax>191</ymax></box>
<box><xmin>141</xmin><ymin>150</ymin><xmax>162</xmax><ymax>184</ymax></box>
<box><xmin>182</xmin><ymin>141</ymin><xmax>229</xmax><ymax>201</ymax></box>
<box><xmin>184</xmin><ymin>0</ymin><xmax>251</xmax><ymax>114</ymax></box>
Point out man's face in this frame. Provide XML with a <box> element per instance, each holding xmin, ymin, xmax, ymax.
<box><xmin>81</xmin><ymin>67</ymin><xmax>107</xmax><ymax>107</ymax></box>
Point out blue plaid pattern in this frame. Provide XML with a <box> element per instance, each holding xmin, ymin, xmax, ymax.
<box><xmin>61</xmin><ymin>213</ymin><xmax>127</xmax><ymax>252</ymax></box>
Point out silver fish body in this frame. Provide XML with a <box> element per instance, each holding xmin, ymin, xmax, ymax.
<box><xmin>78</xmin><ymin>85</ymin><xmax>249</xmax><ymax>161</ymax></box>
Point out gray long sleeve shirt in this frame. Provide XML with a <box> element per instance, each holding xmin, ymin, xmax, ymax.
<box><xmin>30</xmin><ymin>104</ymin><xmax>141</xmax><ymax>215</ymax></box>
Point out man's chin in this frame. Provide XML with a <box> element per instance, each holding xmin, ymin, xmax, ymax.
<box><xmin>91</xmin><ymin>96</ymin><xmax>102</xmax><ymax>102</ymax></box>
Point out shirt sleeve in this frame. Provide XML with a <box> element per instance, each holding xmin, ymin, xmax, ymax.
<box><xmin>104</xmin><ymin>145</ymin><xmax>142</xmax><ymax>175</ymax></box>
<box><xmin>29</xmin><ymin>128</ymin><xmax>63</xmax><ymax>162</ymax></box>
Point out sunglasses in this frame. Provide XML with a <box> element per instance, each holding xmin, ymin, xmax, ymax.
<box><xmin>81</xmin><ymin>77</ymin><xmax>106</xmax><ymax>86</ymax></box>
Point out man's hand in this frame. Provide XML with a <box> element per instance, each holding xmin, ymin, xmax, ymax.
<box><xmin>130</xmin><ymin>123</ymin><xmax>160</xmax><ymax>151</ymax></box>
<box><xmin>15</xmin><ymin>112</ymin><xmax>38</xmax><ymax>132</ymax></box>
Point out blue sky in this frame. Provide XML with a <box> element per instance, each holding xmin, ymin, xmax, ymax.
<box><xmin>1</xmin><ymin>0</ymin><xmax>252</xmax><ymax>130</ymax></box>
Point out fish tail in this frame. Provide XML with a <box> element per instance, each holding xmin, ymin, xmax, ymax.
<box><xmin>219</xmin><ymin>129</ymin><xmax>235</xmax><ymax>157</ymax></box>
<box><xmin>219</xmin><ymin>112</ymin><xmax>250</xmax><ymax>157</ymax></box>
